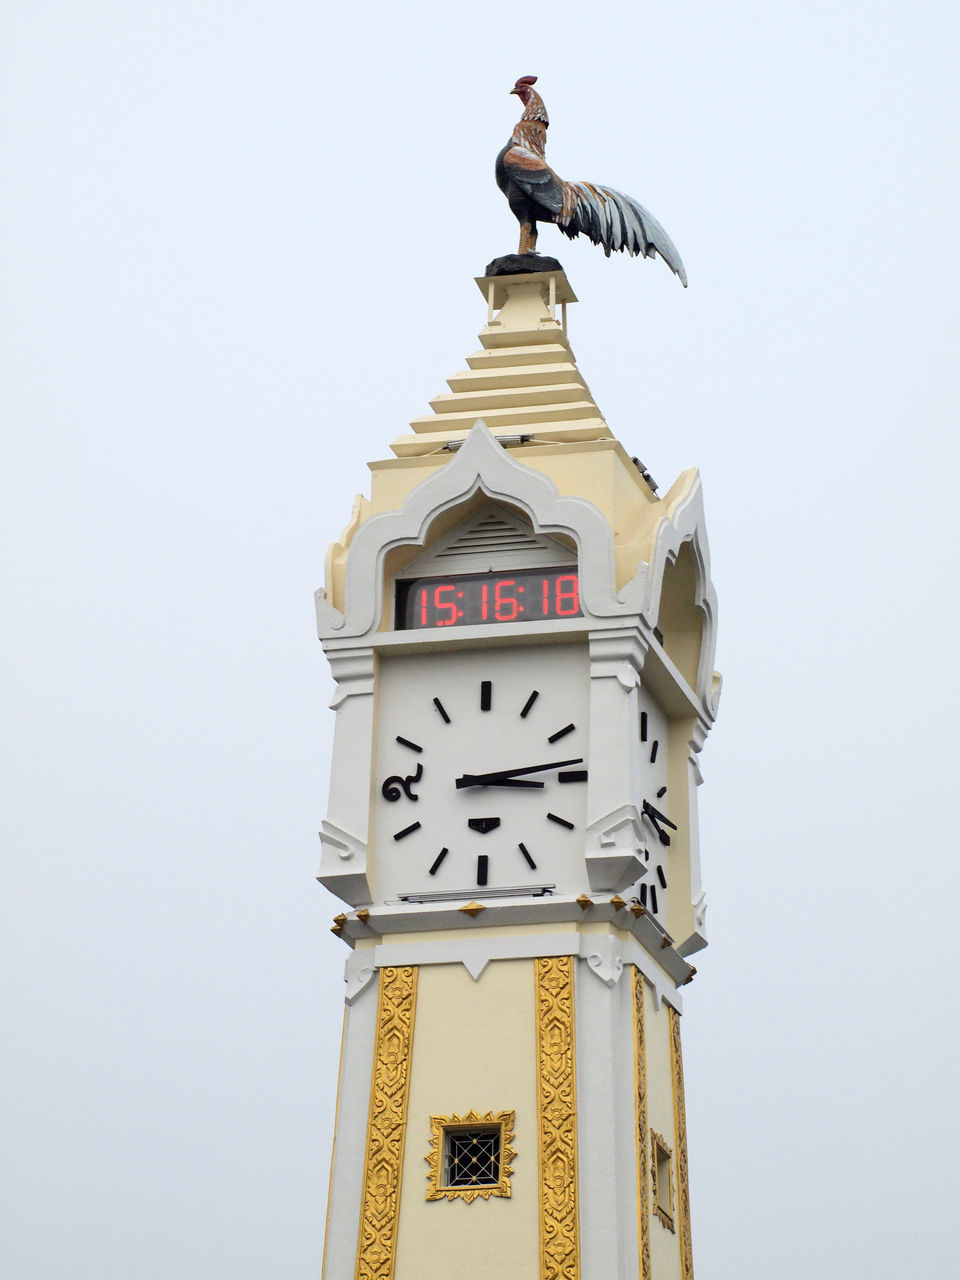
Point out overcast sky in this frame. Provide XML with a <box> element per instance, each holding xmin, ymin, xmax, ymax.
<box><xmin>4</xmin><ymin>2</ymin><xmax>959</xmax><ymax>1277</ymax></box>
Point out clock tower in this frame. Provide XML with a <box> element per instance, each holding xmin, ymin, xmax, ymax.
<box><xmin>316</xmin><ymin>265</ymin><xmax>719</xmax><ymax>1280</ymax></box>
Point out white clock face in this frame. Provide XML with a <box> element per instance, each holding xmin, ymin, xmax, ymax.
<box><xmin>634</xmin><ymin>692</ymin><xmax>673</xmax><ymax>921</ymax></box>
<box><xmin>372</xmin><ymin>644</ymin><xmax>589</xmax><ymax>901</ymax></box>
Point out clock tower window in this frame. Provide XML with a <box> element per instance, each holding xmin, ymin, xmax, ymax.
<box><xmin>425</xmin><ymin>1110</ymin><xmax>517</xmax><ymax>1203</ymax></box>
<box><xmin>652</xmin><ymin>1131</ymin><xmax>676</xmax><ymax>1231</ymax></box>
<box><xmin>444</xmin><ymin>1126</ymin><xmax>501</xmax><ymax>1188</ymax></box>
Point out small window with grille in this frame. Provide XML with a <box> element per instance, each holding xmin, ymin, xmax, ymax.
<box><xmin>444</xmin><ymin>1125</ymin><xmax>501</xmax><ymax>1187</ymax></box>
<box><xmin>651</xmin><ymin>1131</ymin><xmax>675</xmax><ymax>1231</ymax></box>
<box><xmin>425</xmin><ymin>1110</ymin><xmax>516</xmax><ymax>1202</ymax></box>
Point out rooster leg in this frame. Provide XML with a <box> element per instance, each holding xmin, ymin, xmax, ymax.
<box><xmin>518</xmin><ymin>221</ymin><xmax>539</xmax><ymax>254</ymax></box>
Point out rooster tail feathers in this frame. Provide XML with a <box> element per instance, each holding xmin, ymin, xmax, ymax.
<box><xmin>560</xmin><ymin>182</ymin><xmax>688</xmax><ymax>286</ymax></box>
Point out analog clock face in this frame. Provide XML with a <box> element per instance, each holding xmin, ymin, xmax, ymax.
<box><xmin>372</xmin><ymin>645</ymin><xmax>589</xmax><ymax>901</ymax></box>
<box><xmin>634</xmin><ymin>693</ymin><xmax>674</xmax><ymax>922</ymax></box>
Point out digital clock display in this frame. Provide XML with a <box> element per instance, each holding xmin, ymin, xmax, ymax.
<box><xmin>398</xmin><ymin>568</ymin><xmax>581</xmax><ymax>629</ymax></box>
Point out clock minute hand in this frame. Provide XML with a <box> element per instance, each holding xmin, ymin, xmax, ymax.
<box><xmin>455</xmin><ymin>775</ymin><xmax>545</xmax><ymax>789</ymax></box>
<box><xmin>642</xmin><ymin>800</ymin><xmax>677</xmax><ymax>830</ymax></box>
<box><xmin>455</xmin><ymin>758</ymin><xmax>583</xmax><ymax>789</ymax></box>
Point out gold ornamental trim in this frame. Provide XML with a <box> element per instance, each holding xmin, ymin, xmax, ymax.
<box><xmin>632</xmin><ymin>969</ymin><xmax>652</xmax><ymax>1280</ymax></box>
<box><xmin>669</xmin><ymin>1006</ymin><xmax>694</xmax><ymax>1280</ymax></box>
<box><xmin>355</xmin><ymin>966</ymin><xmax>418</xmax><ymax>1280</ymax></box>
<box><xmin>535</xmin><ymin>954</ymin><xmax>580</xmax><ymax>1280</ymax></box>
<box><xmin>424</xmin><ymin>1109</ymin><xmax>516</xmax><ymax>1202</ymax></box>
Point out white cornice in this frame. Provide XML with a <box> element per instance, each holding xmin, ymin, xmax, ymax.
<box><xmin>342</xmin><ymin>929</ymin><xmax>684</xmax><ymax>1012</ymax></box>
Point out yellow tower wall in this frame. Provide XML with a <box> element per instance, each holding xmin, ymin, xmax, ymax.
<box><xmin>394</xmin><ymin>958</ymin><xmax>540</xmax><ymax>1280</ymax></box>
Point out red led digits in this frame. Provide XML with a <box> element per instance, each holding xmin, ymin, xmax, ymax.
<box><xmin>403</xmin><ymin>568</ymin><xmax>581</xmax><ymax>628</ymax></box>
<box><xmin>555</xmin><ymin>573</ymin><xmax>579</xmax><ymax>616</ymax></box>
<box><xmin>433</xmin><ymin>583</ymin><xmax>457</xmax><ymax>626</ymax></box>
<box><xmin>493</xmin><ymin>578</ymin><xmax>519</xmax><ymax>621</ymax></box>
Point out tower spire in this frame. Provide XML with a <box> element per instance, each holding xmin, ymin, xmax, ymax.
<box><xmin>390</xmin><ymin>268</ymin><xmax>613</xmax><ymax>458</ymax></box>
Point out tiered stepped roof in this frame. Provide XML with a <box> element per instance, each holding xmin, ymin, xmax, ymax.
<box><xmin>389</xmin><ymin>270</ymin><xmax>615</xmax><ymax>458</ymax></box>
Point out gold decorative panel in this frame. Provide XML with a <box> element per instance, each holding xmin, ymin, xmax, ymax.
<box><xmin>632</xmin><ymin>969</ymin><xmax>652</xmax><ymax>1280</ymax></box>
<box><xmin>669</xmin><ymin>1006</ymin><xmax>694</xmax><ymax>1280</ymax></box>
<box><xmin>355</xmin><ymin>966</ymin><xmax>418</xmax><ymax>1280</ymax></box>
<box><xmin>535</xmin><ymin>955</ymin><xmax>580</xmax><ymax>1280</ymax></box>
<box><xmin>424</xmin><ymin>1109</ymin><xmax>516</xmax><ymax>1202</ymax></box>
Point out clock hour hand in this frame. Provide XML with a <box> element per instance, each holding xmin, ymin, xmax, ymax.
<box><xmin>455</xmin><ymin>757</ymin><xmax>583</xmax><ymax>789</ymax></box>
<box><xmin>642</xmin><ymin>799</ymin><xmax>677</xmax><ymax>845</ymax></box>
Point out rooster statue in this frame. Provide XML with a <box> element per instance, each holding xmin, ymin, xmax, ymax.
<box><xmin>496</xmin><ymin>75</ymin><xmax>687</xmax><ymax>285</ymax></box>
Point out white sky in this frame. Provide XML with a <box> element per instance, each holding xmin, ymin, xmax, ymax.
<box><xmin>3</xmin><ymin>2</ymin><xmax>959</xmax><ymax>1277</ymax></box>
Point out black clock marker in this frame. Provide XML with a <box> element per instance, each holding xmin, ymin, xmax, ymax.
<box><xmin>548</xmin><ymin>723</ymin><xmax>575</xmax><ymax>744</ymax></box>
<box><xmin>468</xmin><ymin>817</ymin><xmax>501</xmax><ymax>835</ymax></box>
<box><xmin>476</xmin><ymin>855</ymin><xmax>489</xmax><ymax>886</ymax></box>
<box><xmin>393</xmin><ymin>821</ymin><xmax>421</xmax><ymax>841</ymax></box>
<box><xmin>480</xmin><ymin>680</ymin><xmax>492</xmax><ymax>712</ymax></box>
<box><xmin>657</xmin><ymin>865</ymin><xmax>668</xmax><ymax>889</ymax></box>
<box><xmin>547</xmin><ymin>812</ymin><xmax>575</xmax><ymax>830</ymax></box>
<box><xmin>520</xmin><ymin>690</ymin><xmax>539</xmax><ymax>719</ymax></box>
<box><xmin>433</xmin><ymin>697</ymin><xmax>451</xmax><ymax>724</ymax></box>
<box><xmin>650</xmin><ymin>885</ymin><xmax>659</xmax><ymax>914</ymax></box>
<box><xmin>640</xmin><ymin>883</ymin><xmax>648</xmax><ymax>907</ymax></box>
<box><xmin>429</xmin><ymin>848</ymin><xmax>448</xmax><ymax>876</ymax></box>
<box><xmin>396</xmin><ymin>736</ymin><xmax>422</xmax><ymax>753</ymax></box>
<box><xmin>640</xmin><ymin>711</ymin><xmax>648</xmax><ymax>742</ymax></box>
<box><xmin>649</xmin><ymin>739</ymin><xmax>659</xmax><ymax>764</ymax></box>
<box><xmin>518</xmin><ymin>842</ymin><xmax>537</xmax><ymax>870</ymax></box>
<box><xmin>657</xmin><ymin>785</ymin><xmax>667</xmax><ymax>799</ymax></box>
<box><xmin>558</xmin><ymin>770</ymin><xmax>588</xmax><ymax>783</ymax></box>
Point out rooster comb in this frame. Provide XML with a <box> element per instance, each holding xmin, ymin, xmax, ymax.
<box><xmin>514</xmin><ymin>75</ymin><xmax>538</xmax><ymax>87</ymax></box>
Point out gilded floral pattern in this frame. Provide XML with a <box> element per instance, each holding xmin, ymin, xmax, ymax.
<box><xmin>535</xmin><ymin>955</ymin><xmax>580</xmax><ymax>1280</ymax></box>
<box><xmin>355</xmin><ymin>966</ymin><xmax>418</xmax><ymax>1280</ymax></box>
<box><xmin>669</xmin><ymin>1006</ymin><xmax>694</xmax><ymax>1280</ymax></box>
<box><xmin>632</xmin><ymin>968</ymin><xmax>652</xmax><ymax>1280</ymax></box>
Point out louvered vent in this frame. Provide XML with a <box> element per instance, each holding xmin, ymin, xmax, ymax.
<box><xmin>401</xmin><ymin>504</ymin><xmax>576</xmax><ymax>576</ymax></box>
<box><xmin>434</xmin><ymin>513</ymin><xmax>547</xmax><ymax>561</ymax></box>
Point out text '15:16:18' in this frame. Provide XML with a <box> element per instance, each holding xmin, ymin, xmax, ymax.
<box><xmin>400</xmin><ymin>569</ymin><xmax>581</xmax><ymax>629</ymax></box>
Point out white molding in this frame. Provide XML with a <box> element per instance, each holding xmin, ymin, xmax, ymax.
<box><xmin>581</xmin><ymin>931</ymin><xmax>624</xmax><ymax>987</ymax></box>
<box><xmin>316</xmin><ymin>421</ymin><xmax>647</xmax><ymax>641</ymax></box>
<box><xmin>317</xmin><ymin>820</ymin><xmax>370</xmax><ymax>906</ymax></box>
<box><xmin>643</xmin><ymin>472</ymin><xmax>721</xmax><ymax>718</ymax></box>
<box><xmin>584</xmin><ymin>804</ymin><xmax>646</xmax><ymax>893</ymax></box>
<box><xmin>317</xmin><ymin>646</ymin><xmax>375</xmax><ymax>905</ymax></box>
<box><xmin>341</xmin><ymin>929</ymin><xmax>682</xmax><ymax>1012</ymax></box>
<box><xmin>321</xmin><ymin>977</ymin><xmax>378</xmax><ymax>1280</ymax></box>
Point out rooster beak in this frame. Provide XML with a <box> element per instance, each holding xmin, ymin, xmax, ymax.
<box><xmin>509</xmin><ymin>87</ymin><xmax>519</xmax><ymax>95</ymax></box>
